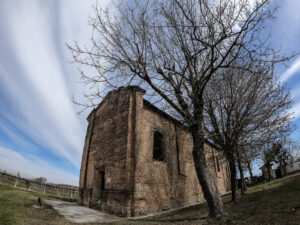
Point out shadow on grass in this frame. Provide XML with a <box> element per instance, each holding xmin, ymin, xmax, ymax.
<box><xmin>135</xmin><ymin>175</ymin><xmax>300</xmax><ymax>224</ymax></box>
<box><xmin>135</xmin><ymin>216</ymin><xmax>207</xmax><ymax>223</ymax></box>
<box><xmin>220</xmin><ymin>175</ymin><xmax>300</xmax><ymax>224</ymax></box>
<box><xmin>244</xmin><ymin>175</ymin><xmax>300</xmax><ymax>203</ymax></box>
<box><xmin>133</xmin><ymin>203</ymin><xmax>208</xmax><ymax>224</ymax></box>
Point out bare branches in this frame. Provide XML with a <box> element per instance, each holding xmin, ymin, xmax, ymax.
<box><xmin>203</xmin><ymin>58</ymin><xmax>293</xmax><ymax>199</ymax></box>
<box><xmin>68</xmin><ymin>0</ymin><xmax>296</xmax><ymax>216</ymax></box>
<box><xmin>69</xmin><ymin>0</ymin><xmax>295</xmax><ymax>124</ymax></box>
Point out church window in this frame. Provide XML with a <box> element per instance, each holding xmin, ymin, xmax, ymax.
<box><xmin>153</xmin><ymin>131</ymin><xmax>165</xmax><ymax>161</ymax></box>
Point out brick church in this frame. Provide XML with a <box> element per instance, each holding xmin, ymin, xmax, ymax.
<box><xmin>78</xmin><ymin>86</ymin><xmax>230</xmax><ymax>217</ymax></box>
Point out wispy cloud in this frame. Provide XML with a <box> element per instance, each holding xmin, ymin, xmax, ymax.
<box><xmin>0</xmin><ymin>146</ymin><xmax>78</xmax><ymax>185</ymax></box>
<box><xmin>0</xmin><ymin>1</ymin><xmax>85</xmax><ymax>167</ymax></box>
<box><xmin>0</xmin><ymin>0</ymin><xmax>108</xmax><ymax>181</ymax></box>
<box><xmin>269</xmin><ymin>0</ymin><xmax>300</xmax><ymax>125</ymax></box>
<box><xmin>280</xmin><ymin>56</ymin><xmax>300</xmax><ymax>83</ymax></box>
<box><xmin>290</xmin><ymin>102</ymin><xmax>300</xmax><ymax>121</ymax></box>
<box><xmin>291</xmin><ymin>87</ymin><xmax>300</xmax><ymax>100</ymax></box>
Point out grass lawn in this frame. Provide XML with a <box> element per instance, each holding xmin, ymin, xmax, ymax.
<box><xmin>0</xmin><ymin>184</ymin><xmax>76</xmax><ymax>225</ymax></box>
<box><xmin>0</xmin><ymin>173</ymin><xmax>299</xmax><ymax>225</ymax></box>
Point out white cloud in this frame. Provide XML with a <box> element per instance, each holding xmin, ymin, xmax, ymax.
<box><xmin>291</xmin><ymin>87</ymin><xmax>300</xmax><ymax>100</ymax></box>
<box><xmin>290</xmin><ymin>101</ymin><xmax>300</xmax><ymax>120</ymax></box>
<box><xmin>0</xmin><ymin>122</ymin><xmax>40</xmax><ymax>154</ymax></box>
<box><xmin>0</xmin><ymin>0</ymin><xmax>84</xmax><ymax>165</ymax></box>
<box><xmin>58</xmin><ymin>0</ymin><xmax>112</xmax><ymax>109</ymax></box>
<box><xmin>0</xmin><ymin>0</ymin><xmax>112</xmax><ymax>169</ymax></box>
<box><xmin>272</xmin><ymin>0</ymin><xmax>300</xmax><ymax>50</ymax></box>
<box><xmin>0</xmin><ymin>146</ymin><xmax>78</xmax><ymax>185</ymax></box>
<box><xmin>280</xmin><ymin>56</ymin><xmax>300</xmax><ymax>83</ymax></box>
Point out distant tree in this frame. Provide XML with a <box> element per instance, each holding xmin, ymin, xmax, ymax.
<box><xmin>258</xmin><ymin>126</ymin><xmax>292</xmax><ymax>181</ymax></box>
<box><xmin>261</xmin><ymin>145</ymin><xmax>275</xmax><ymax>181</ymax></box>
<box><xmin>236</xmin><ymin>145</ymin><xmax>248</xmax><ymax>195</ymax></box>
<box><xmin>33</xmin><ymin>177</ymin><xmax>47</xmax><ymax>184</ymax></box>
<box><xmin>203</xmin><ymin>59</ymin><xmax>293</xmax><ymax>200</ymax></box>
<box><xmin>69</xmin><ymin>0</ymin><xmax>295</xmax><ymax>217</ymax></box>
<box><xmin>286</xmin><ymin>140</ymin><xmax>300</xmax><ymax>161</ymax></box>
<box><xmin>241</xmin><ymin>145</ymin><xmax>259</xmax><ymax>184</ymax></box>
<box><xmin>272</xmin><ymin>143</ymin><xmax>292</xmax><ymax>176</ymax></box>
<box><xmin>26</xmin><ymin>180</ymin><xmax>30</xmax><ymax>189</ymax></box>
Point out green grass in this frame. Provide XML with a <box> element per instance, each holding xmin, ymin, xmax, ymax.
<box><xmin>0</xmin><ymin>184</ymin><xmax>76</xmax><ymax>225</ymax></box>
<box><xmin>0</xmin><ymin>174</ymin><xmax>299</xmax><ymax>225</ymax></box>
<box><xmin>124</xmin><ymin>174</ymin><xmax>300</xmax><ymax>225</ymax></box>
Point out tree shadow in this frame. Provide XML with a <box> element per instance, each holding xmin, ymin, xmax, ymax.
<box><xmin>135</xmin><ymin>216</ymin><xmax>207</xmax><ymax>223</ymax></box>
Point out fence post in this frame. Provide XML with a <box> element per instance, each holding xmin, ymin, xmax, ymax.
<box><xmin>14</xmin><ymin>177</ymin><xmax>18</xmax><ymax>187</ymax></box>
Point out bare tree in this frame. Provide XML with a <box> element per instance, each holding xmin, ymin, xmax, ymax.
<box><xmin>272</xmin><ymin>143</ymin><xmax>291</xmax><ymax>176</ymax></box>
<box><xmin>33</xmin><ymin>177</ymin><xmax>47</xmax><ymax>184</ymax></box>
<box><xmin>68</xmin><ymin>0</ymin><xmax>294</xmax><ymax>217</ymax></box>
<box><xmin>241</xmin><ymin>145</ymin><xmax>259</xmax><ymax>184</ymax></box>
<box><xmin>236</xmin><ymin>145</ymin><xmax>247</xmax><ymax>195</ymax></box>
<box><xmin>203</xmin><ymin>59</ymin><xmax>293</xmax><ymax>200</ymax></box>
<box><xmin>257</xmin><ymin>123</ymin><xmax>292</xmax><ymax>181</ymax></box>
<box><xmin>285</xmin><ymin>140</ymin><xmax>300</xmax><ymax>162</ymax></box>
<box><xmin>259</xmin><ymin>142</ymin><xmax>276</xmax><ymax>181</ymax></box>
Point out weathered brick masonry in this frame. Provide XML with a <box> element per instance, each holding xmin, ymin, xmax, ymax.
<box><xmin>78</xmin><ymin>86</ymin><xmax>231</xmax><ymax>217</ymax></box>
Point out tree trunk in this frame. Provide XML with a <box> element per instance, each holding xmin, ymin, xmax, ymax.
<box><xmin>266</xmin><ymin>162</ymin><xmax>272</xmax><ymax>182</ymax></box>
<box><xmin>247</xmin><ymin>162</ymin><xmax>254</xmax><ymax>184</ymax></box>
<box><xmin>238</xmin><ymin>164</ymin><xmax>246</xmax><ymax>195</ymax></box>
<box><xmin>227</xmin><ymin>153</ymin><xmax>238</xmax><ymax>202</ymax></box>
<box><xmin>280</xmin><ymin>161</ymin><xmax>287</xmax><ymax>177</ymax></box>
<box><xmin>237</xmin><ymin>150</ymin><xmax>246</xmax><ymax>195</ymax></box>
<box><xmin>282</xmin><ymin>164</ymin><xmax>287</xmax><ymax>176</ymax></box>
<box><xmin>191</xmin><ymin>106</ymin><xmax>225</xmax><ymax>218</ymax></box>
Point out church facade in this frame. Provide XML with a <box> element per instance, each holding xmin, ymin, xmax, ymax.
<box><xmin>78</xmin><ymin>86</ymin><xmax>230</xmax><ymax>217</ymax></box>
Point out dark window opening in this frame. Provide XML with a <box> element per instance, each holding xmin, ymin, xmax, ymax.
<box><xmin>92</xmin><ymin>169</ymin><xmax>105</xmax><ymax>207</ymax></box>
<box><xmin>216</xmin><ymin>156</ymin><xmax>221</xmax><ymax>172</ymax></box>
<box><xmin>100</xmin><ymin>171</ymin><xmax>105</xmax><ymax>197</ymax></box>
<box><xmin>153</xmin><ymin>131</ymin><xmax>165</xmax><ymax>161</ymax></box>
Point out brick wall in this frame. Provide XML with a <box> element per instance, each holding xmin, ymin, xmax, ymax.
<box><xmin>133</xmin><ymin>102</ymin><xmax>230</xmax><ymax>215</ymax></box>
<box><xmin>78</xmin><ymin>86</ymin><xmax>230</xmax><ymax>217</ymax></box>
<box><xmin>78</xmin><ymin>87</ymin><xmax>144</xmax><ymax>216</ymax></box>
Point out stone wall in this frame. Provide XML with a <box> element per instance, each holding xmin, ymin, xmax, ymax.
<box><xmin>78</xmin><ymin>87</ymin><xmax>145</xmax><ymax>216</ymax></box>
<box><xmin>133</xmin><ymin>100</ymin><xmax>230</xmax><ymax>215</ymax></box>
<box><xmin>78</xmin><ymin>86</ymin><xmax>230</xmax><ymax>217</ymax></box>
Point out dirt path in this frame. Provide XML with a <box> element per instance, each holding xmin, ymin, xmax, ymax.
<box><xmin>45</xmin><ymin>200</ymin><xmax>124</xmax><ymax>223</ymax></box>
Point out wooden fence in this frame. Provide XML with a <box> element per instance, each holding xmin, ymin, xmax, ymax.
<box><xmin>0</xmin><ymin>172</ymin><xmax>78</xmax><ymax>198</ymax></box>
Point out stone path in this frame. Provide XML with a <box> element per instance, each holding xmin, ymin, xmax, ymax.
<box><xmin>45</xmin><ymin>199</ymin><xmax>210</xmax><ymax>223</ymax></box>
<box><xmin>45</xmin><ymin>200</ymin><xmax>124</xmax><ymax>223</ymax></box>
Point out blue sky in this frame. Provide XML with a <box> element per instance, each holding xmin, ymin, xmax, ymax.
<box><xmin>0</xmin><ymin>0</ymin><xmax>300</xmax><ymax>185</ymax></box>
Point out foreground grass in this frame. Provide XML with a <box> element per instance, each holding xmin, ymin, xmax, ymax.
<box><xmin>0</xmin><ymin>174</ymin><xmax>299</xmax><ymax>225</ymax></box>
<box><xmin>0</xmin><ymin>184</ymin><xmax>76</xmax><ymax>225</ymax></box>
<box><xmin>129</xmin><ymin>174</ymin><xmax>300</xmax><ymax>225</ymax></box>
